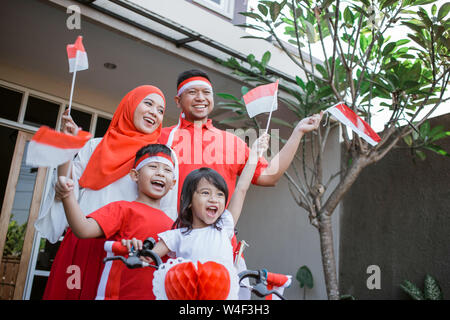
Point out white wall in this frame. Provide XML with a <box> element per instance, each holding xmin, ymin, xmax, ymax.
<box><xmin>238</xmin><ymin>126</ymin><xmax>342</xmax><ymax>300</ymax></box>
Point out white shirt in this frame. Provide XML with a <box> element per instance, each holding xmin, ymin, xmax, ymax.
<box><xmin>158</xmin><ymin>210</ymin><xmax>235</xmax><ymax>266</ymax></box>
<box><xmin>35</xmin><ymin>138</ymin><xmax>179</xmax><ymax>243</ymax></box>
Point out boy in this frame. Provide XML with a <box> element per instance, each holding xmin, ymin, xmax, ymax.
<box><xmin>58</xmin><ymin>144</ymin><xmax>176</xmax><ymax>300</ymax></box>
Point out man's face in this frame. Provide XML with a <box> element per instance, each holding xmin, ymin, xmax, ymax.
<box><xmin>174</xmin><ymin>85</ymin><xmax>214</xmax><ymax>123</ymax></box>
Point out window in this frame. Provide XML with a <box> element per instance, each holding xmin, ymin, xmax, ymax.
<box><xmin>193</xmin><ymin>0</ymin><xmax>235</xmax><ymax>19</ymax></box>
<box><xmin>69</xmin><ymin>108</ymin><xmax>92</xmax><ymax>133</ymax></box>
<box><xmin>24</xmin><ymin>96</ymin><xmax>60</xmax><ymax>128</ymax></box>
<box><xmin>0</xmin><ymin>86</ymin><xmax>23</xmax><ymax>122</ymax></box>
<box><xmin>95</xmin><ymin>116</ymin><xmax>111</xmax><ymax>137</ymax></box>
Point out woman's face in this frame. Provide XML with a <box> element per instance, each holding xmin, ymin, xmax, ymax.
<box><xmin>133</xmin><ymin>93</ymin><xmax>165</xmax><ymax>134</ymax></box>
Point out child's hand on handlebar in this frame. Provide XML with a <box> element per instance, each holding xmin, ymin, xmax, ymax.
<box><xmin>121</xmin><ymin>237</ymin><xmax>143</xmax><ymax>251</ymax></box>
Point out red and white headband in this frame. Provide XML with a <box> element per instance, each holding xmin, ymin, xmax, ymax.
<box><xmin>177</xmin><ymin>76</ymin><xmax>213</xmax><ymax>96</ymax></box>
<box><xmin>134</xmin><ymin>152</ymin><xmax>175</xmax><ymax>171</ymax></box>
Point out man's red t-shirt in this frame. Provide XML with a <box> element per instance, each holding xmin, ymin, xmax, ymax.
<box><xmin>159</xmin><ymin>117</ymin><xmax>269</xmax><ymax>202</ymax></box>
<box><xmin>159</xmin><ymin>116</ymin><xmax>269</xmax><ymax>257</ymax></box>
<box><xmin>88</xmin><ymin>201</ymin><xmax>173</xmax><ymax>300</ymax></box>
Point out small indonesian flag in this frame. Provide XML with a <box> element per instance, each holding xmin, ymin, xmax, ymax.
<box><xmin>326</xmin><ymin>102</ymin><xmax>381</xmax><ymax>146</ymax></box>
<box><xmin>25</xmin><ymin>126</ymin><xmax>92</xmax><ymax>167</ymax></box>
<box><xmin>265</xmin><ymin>272</ymin><xmax>292</xmax><ymax>300</ymax></box>
<box><xmin>67</xmin><ymin>36</ymin><xmax>88</xmax><ymax>73</ymax></box>
<box><xmin>243</xmin><ymin>80</ymin><xmax>279</xmax><ymax>118</ymax></box>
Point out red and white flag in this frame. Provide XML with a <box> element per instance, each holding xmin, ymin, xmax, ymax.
<box><xmin>326</xmin><ymin>102</ymin><xmax>381</xmax><ymax>146</ymax></box>
<box><xmin>25</xmin><ymin>126</ymin><xmax>91</xmax><ymax>167</ymax></box>
<box><xmin>243</xmin><ymin>80</ymin><xmax>279</xmax><ymax>118</ymax></box>
<box><xmin>265</xmin><ymin>272</ymin><xmax>292</xmax><ymax>300</ymax></box>
<box><xmin>67</xmin><ymin>36</ymin><xmax>88</xmax><ymax>73</ymax></box>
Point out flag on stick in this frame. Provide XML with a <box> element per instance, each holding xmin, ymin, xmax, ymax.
<box><xmin>67</xmin><ymin>36</ymin><xmax>88</xmax><ymax>73</ymax></box>
<box><xmin>326</xmin><ymin>102</ymin><xmax>381</xmax><ymax>146</ymax></box>
<box><xmin>243</xmin><ymin>80</ymin><xmax>279</xmax><ymax>119</ymax></box>
<box><xmin>25</xmin><ymin>126</ymin><xmax>92</xmax><ymax>168</ymax></box>
<box><xmin>66</xmin><ymin>36</ymin><xmax>88</xmax><ymax>115</ymax></box>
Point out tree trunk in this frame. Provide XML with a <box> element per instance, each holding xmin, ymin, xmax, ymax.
<box><xmin>318</xmin><ymin>213</ymin><xmax>339</xmax><ymax>300</ymax></box>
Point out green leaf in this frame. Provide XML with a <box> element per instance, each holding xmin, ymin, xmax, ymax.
<box><xmin>270</xmin><ymin>116</ymin><xmax>294</xmax><ymax>128</ymax></box>
<box><xmin>424</xmin><ymin>274</ymin><xmax>444</xmax><ymax>300</ymax></box>
<box><xmin>413</xmin><ymin>0</ymin><xmax>439</xmax><ymax>6</ymax></box>
<box><xmin>424</xmin><ymin>144</ymin><xmax>450</xmax><ymax>157</ymax></box>
<box><xmin>437</xmin><ymin>2</ymin><xmax>450</xmax><ymax>21</ymax></box>
<box><xmin>344</xmin><ymin>7</ymin><xmax>354</xmax><ymax>25</ymax></box>
<box><xmin>296</xmin><ymin>76</ymin><xmax>306</xmax><ymax>89</ymax></box>
<box><xmin>261</xmin><ymin>51</ymin><xmax>271</xmax><ymax>67</ymax></box>
<box><xmin>258</xmin><ymin>3</ymin><xmax>269</xmax><ymax>16</ymax></box>
<box><xmin>219</xmin><ymin>114</ymin><xmax>248</xmax><ymax>124</ymax></box>
<box><xmin>404</xmin><ymin>135</ymin><xmax>413</xmax><ymax>146</ymax></box>
<box><xmin>415</xmin><ymin>150</ymin><xmax>427</xmax><ymax>160</ymax></box>
<box><xmin>400</xmin><ymin>280</ymin><xmax>425</xmax><ymax>300</ymax></box>
<box><xmin>216</xmin><ymin>92</ymin><xmax>241</xmax><ymax>101</ymax></box>
<box><xmin>239</xmin><ymin>11</ymin><xmax>264</xmax><ymax>21</ymax></box>
<box><xmin>241</xmin><ymin>86</ymin><xmax>249</xmax><ymax>96</ymax></box>
<box><xmin>381</xmin><ymin>0</ymin><xmax>399</xmax><ymax>10</ymax></box>
<box><xmin>306</xmin><ymin>81</ymin><xmax>316</xmax><ymax>94</ymax></box>
<box><xmin>382</xmin><ymin>42</ymin><xmax>397</xmax><ymax>56</ymax></box>
<box><xmin>296</xmin><ymin>265</ymin><xmax>314</xmax><ymax>289</ymax></box>
<box><xmin>270</xmin><ymin>1</ymin><xmax>282</xmax><ymax>21</ymax></box>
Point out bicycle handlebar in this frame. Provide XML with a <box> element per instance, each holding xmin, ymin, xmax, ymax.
<box><xmin>103</xmin><ymin>237</ymin><xmax>162</xmax><ymax>269</ymax></box>
<box><xmin>238</xmin><ymin>269</ymin><xmax>287</xmax><ymax>300</ymax></box>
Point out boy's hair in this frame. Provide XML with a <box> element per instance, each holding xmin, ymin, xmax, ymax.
<box><xmin>134</xmin><ymin>144</ymin><xmax>173</xmax><ymax>167</ymax></box>
<box><xmin>176</xmin><ymin>69</ymin><xmax>211</xmax><ymax>88</ymax></box>
<box><xmin>174</xmin><ymin>167</ymin><xmax>228</xmax><ymax>234</ymax></box>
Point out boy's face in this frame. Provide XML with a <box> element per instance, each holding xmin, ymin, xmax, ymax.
<box><xmin>131</xmin><ymin>161</ymin><xmax>176</xmax><ymax>199</ymax></box>
<box><xmin>174</xmin><ymin>85</ymin><xmax>214</xmax><ymax>123</ymax></box>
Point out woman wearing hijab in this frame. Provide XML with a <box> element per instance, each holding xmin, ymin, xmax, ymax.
<box><xmin>37</xmin><ymin>85</ymin><xmax>178</xmax><ymax>299</ymax></box>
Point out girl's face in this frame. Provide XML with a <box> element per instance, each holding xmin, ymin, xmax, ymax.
<box><xmin>190</xmin><ymin>178</ymin><xmax>226</xmax><ymax>229</ymax></box>
<box><xmin>133</xmin><ymin>93</ymin><xmax>165</xmax><ymax>134</ymax></box>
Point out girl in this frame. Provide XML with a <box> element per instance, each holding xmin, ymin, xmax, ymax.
<box><xmin>123</xmin><ymin>133</ymin><xmax>270</xmax><ymax>300</ymax></box>
<box><xmin>38</xmin><ymin>85</ymin><xmax>178</xmax><ymax>299</ymax></box>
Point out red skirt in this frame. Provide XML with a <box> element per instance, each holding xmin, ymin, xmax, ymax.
<box><xmin>43</xmin><ymin>229</ymin><xmax>106</xmax><ymax>300</ymax></box>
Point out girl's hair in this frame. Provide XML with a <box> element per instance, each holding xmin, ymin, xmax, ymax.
<box><xmin>173</xmin><ymin>167</ymin><xmax>229</xmax><ymax>234</ymax></box>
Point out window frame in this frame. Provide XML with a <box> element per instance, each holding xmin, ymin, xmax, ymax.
<box><xmin>0</xmin><ymin>80</ymin><xmax>112</xmax><ymax>136</ymax></box>
<box><xmin>192</xmin><ymin>0</ymin><xmax>235</xmax><ymax>19</ymax></box>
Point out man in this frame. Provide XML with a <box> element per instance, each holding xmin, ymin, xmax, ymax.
<box><xmin>159</xmin><ymin>69</ymin><xmax>323</xmax><ymax>197</ymax></box>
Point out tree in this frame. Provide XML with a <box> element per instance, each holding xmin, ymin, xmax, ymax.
<box><xmin>217</xmin><ymin>0</ymin><xmax>450</xmax><ymax>299</ymax></box>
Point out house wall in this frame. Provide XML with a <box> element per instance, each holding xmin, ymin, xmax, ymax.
<box><xmin>339</xmin><ymin>114</ymin><xmax>450</xmax><ymax>300</ymax></box>
<box><xmin>0</xmin><ymin>0</ymin><xmax>339</xmax><ymax>300</ymax></box>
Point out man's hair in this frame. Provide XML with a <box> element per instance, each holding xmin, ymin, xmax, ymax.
<box><xmin>134</xmin><ymin>144</ymin><xmax>173</xmax><ymax>166</ymax></box>
<box><xmin>176</xmin><ymin>69</ymin><xmax>211</xmax><ymax>88</ymax></box>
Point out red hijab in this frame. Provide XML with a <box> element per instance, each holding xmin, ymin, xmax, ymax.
<box><xmin>79</xmin><ymin>85</ymin><xmax>165</xmax><ymax>190</ymax></box>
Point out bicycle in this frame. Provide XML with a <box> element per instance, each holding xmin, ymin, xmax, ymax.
<box><xmin>103</xmin><ymin>237</ymin><xmax>290</xmax><ymax>300</ymax></box>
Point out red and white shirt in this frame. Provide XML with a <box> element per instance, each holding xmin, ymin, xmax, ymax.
<box><xmin>159</xmin><ymin>116</ymin><xmax>269</xmax><ymax>203</ymax></box>
<box><xmin>88</xmin><ymin>201</ymin><xmax>173</xmax><ymax>300</ymax></box>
